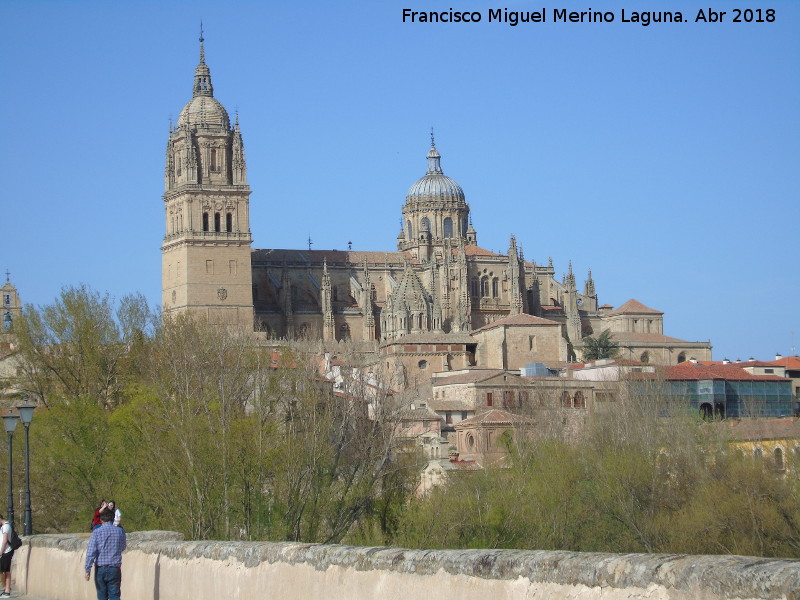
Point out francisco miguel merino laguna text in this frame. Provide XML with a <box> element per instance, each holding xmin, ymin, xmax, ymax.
<box><xmin>401</xmin><ymin>8</ymin><xmax>777</xmax><ymax>26</ymax></box>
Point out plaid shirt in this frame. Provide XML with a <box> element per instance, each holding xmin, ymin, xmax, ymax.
<box><xmin>85</xmin><ymin>523</ymin><xmax>126</xmax><ymax>573</ymax></box>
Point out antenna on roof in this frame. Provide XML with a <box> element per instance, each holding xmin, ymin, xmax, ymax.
<box><xmin>348</xmin><ymin>241</ymin><xmax>352</xmax><ymax>251</ymax></box>
<box><xmin>307</xmin><ymin>235</ymin><xmax>313</xmax><ymax>251</ymax></box>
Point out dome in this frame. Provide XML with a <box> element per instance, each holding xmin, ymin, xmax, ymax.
<box><xmin>406</xmin><ymin>145</ymin><xmax>465</xmax><ymax>203</ymax></box>
<box><xmin>407</xmin><ymin>174</ymin><xmax>465</xmax><ymax>201</ymax></box>
<box><xmin>177</xmin><ymin>95</ymin><xmax>230</xmax><ymax>130</ymax></box>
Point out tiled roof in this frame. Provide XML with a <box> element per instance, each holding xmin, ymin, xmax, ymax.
<box><xmin>429</xmin><ymin>399</ymin><xmax>475</xmax><ymax>411</ymax></box>
<box><xmin>464</xmin><ymin>245</ymin><xmax>504</xmax><ymax>257</ymax></box>
<box><xmin>455</xmin><ymin>409</ymin><xmax>533</xmax><ymax>427</ymax></box>
<box><xmin>612</xmin><ymin>299</ymin><xmax>663</xmax><ymax>315</ymax></box>
<box><xmin>708</xmin><ymin>417</ymin><xmax>800</xmax><ymax>442</ymax></box>
<box><xmin>665</xmin><ymin>363</ymin><xmax>789</xmax><ymax>382</ymax></box>
<box><xmin>252</xmin><ymin>249</ymin><xmax>415</xmax><ymax>266</ymax></box>
<box><xmin>471</xmin><ymin>313</ymin><xmax>561</xmax><ymax>334</ymax></box>
<box><xmin>380</xmin><ymin>332</ymin><xmax>475</xmax><ymax>346</ymax></box>
<box><xmin>432</xmin><ymin>369</ymin><xmax>507</xmax><ymax>386</ymax></box>
<box><xmin>610</xmin><ymin>332</ymin><xmax>693</xmax><ymax>344</ymax></box>
<box><xmin>736</xmin><ymin>356</ymin><xmax>800</xmax><ymax>370</ymax></box>
<box><xmin>401</xmin><ymin>406</ymin><xmax>441</xmax><ymax>420</ymax></box>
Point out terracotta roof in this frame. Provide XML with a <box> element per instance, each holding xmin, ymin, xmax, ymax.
<box><xmin>610</xmin><ymin>332</ymin><xmax>695</xmax><ymax>344</ymax></box>
<box><xmin>612</xmin><ymin>299</ymin><xmax>663</xmax><ymax>315</ymax></box>
<box><xmin>464</xmin><ymin>245</ymin><xmax>504</xmax><ymax>257</ymax></box>
<box><xmin>665</xmin><ymin>363</ymin><xmax>789</xmax><ymax>382</ymax></box>
<box><xmin>737</xmin><ymin>356</ymin><xmax>800</xmax><ymax>370</ymax></box>
<box><xmin>540</xmin><ymin>305</ymin><xmax>563</xmax><ymax>312</ymax></box>
<box><xmin>429</xmin><ymin>399</ymin><xmax>475</xmax><ymax>411</ymax></box>
<box><xmin>708</xmin><ymin>417</ymin><xmax>800</xmax><ymax>442</ymax></box>
<box><xmin>432</xmin><ymin>369</ymin><xmax>507</xmax><ymax>386</ymax></box>
<box><xmin>455</xmin><ymin>409</ymin><xmax>533</xmax><ymax>428</ymax></box>
<box><xmin>598</xmin><ymin>304</ymin><xmax>614</xmax><ymax>309</ymax></box>
<box><xmin>380</xmin><ymin>332</ymin><xmax>475</xmax><ymax>346</ymax></box>
<box><xmin>471</xmin><ymin>313</ymin><xmax>561</xmax><ymax>334</ymax></box>
<box><xmin>251</xmin><ymin>249</ymin><xmax>416</xmax><ymax>266</ymax></box>
<box><xmin>400</xmin><ymin>406</ymin><xmax>441</xmax><ymax>420</ymax></box>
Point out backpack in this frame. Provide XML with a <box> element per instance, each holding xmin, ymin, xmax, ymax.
<box><xmin>8</xmin><ymin>529</ymin><xmax>22</xmax><ymax>551</ymax></box>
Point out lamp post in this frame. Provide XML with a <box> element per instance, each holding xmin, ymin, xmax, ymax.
<box><xmin>17</xmin><ymin>403</ymin><xmax>35</xmax><ymax>536</ymax></box>
<box><xmin>2</xmin><ymin>413</ymin><xmax>19</xmax><ymax>529</ymax></box>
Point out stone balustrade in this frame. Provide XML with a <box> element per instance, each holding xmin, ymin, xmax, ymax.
<box><xmin>12</xmin><ymin>532</ymin><xmax>800</xmax><ymax>599</ymax></box>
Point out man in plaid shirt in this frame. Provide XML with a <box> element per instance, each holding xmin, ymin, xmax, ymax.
<box><xmin>84</xmin><ymin>508</ymin><xmax>126</xmax><ymax>600</ymax></box>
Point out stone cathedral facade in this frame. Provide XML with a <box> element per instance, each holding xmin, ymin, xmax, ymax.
<box><xmin>161</xmin><ymin>38</ymin><xmax>711</xmax><ymax>370</ymax></box>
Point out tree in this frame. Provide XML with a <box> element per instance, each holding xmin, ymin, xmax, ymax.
<box><xmin>13</xmin><ymin>285</ymin><xmax>154</xmax><ymax>409</ymax></box>
<box><xmin>581</xmin><ymin>329</ymin><xmax>620</xmax><ymax>361</ymax></box>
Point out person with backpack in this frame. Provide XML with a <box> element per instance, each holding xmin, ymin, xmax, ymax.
<box><xmin>0</xmin><ymin>514</ymin><xmax>19</xmax><ymax>598</ymax></box>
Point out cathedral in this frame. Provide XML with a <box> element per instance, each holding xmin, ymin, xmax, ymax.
<box><xmin>161</xmin><ymin>36</ymin><xmax>711</xmax><ymax>372</ymax></box>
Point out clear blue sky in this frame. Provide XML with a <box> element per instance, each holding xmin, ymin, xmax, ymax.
<box><xmin>1</xmin><ymin>1</ymin><xmax>798</xmax><ymax>361</ymax></box>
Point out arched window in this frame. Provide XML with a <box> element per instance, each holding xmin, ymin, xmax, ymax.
<box><xmin>214</xmin><ymin>213</ymin><xmax>221</xmax><ymax>232</ymax></box>
<box><xmin>561</xmin><ymin>391</ymin><xmax>572</xmax><ymax>408</ymax></box>
<box><xmin>481</xmin><ymin>276</ymin><xmax>490</xmax><ymax>297</ymax></box>
<box><xmin>371</xmin><ymin>284</ymin><xmax>377</xmax><ymax>301</ymax></box>
<box><xmin>462</xmin><ymin>219</ymin><xmax>468</xmax><ymax>237</ymax></box>
<box><xmin>226</xmin><ymin>213</ymin><xmax>233</xmax><ymax>232</ymax></box>
<box><xmin>677</xmin><ymin>352</ymin><xmax>686</xmax><ymax>364</ymax></box>
<box><xmin>202</xmin><ymin>212</ymin><xmax>209</xmax><ymax>232</ymax></box>
<box><xmin>640</xmin><ymin>351</ymin><xmax>650</xmax><ymax>364</ymax></box>
<box><xmin>773</xmin><ymin>447</ymin><xmax>785</xmax><ymax>471</ymax></box>
<box><xmin>340</xmin><ymin>323</ymin><xmax>350</xmax><ymax>341</ymax></box>
<box><xmin>421</xmin><ymin>217</ymin><xmax>431</xmax><ymax>233</ymax></box>
<box><xmin>332</xmin><ymin>286</ymin><xmax>338</xmax><ymax>301</ymax></box>
<box><xmin>210</xmin><ymin>148</ymin><xmax>217</xmax><ymax>171</ymax></box>
<box><xmin>573</xmin><ymin>391</ymin><xmax>586</xmax><ymax>409</ymax></box>
<box><xmin>407</xmin><ymin>220</ymin><xmax>413</xmax><ymax>238</ymax></box>
<box><xmin>443</xmin><ymin>217</ymin><xmax>453</xmax><ymax>238</ymax></box>
<box><xmin>3</xmin><ymin>311</ymin><xmax>11</xmax><ymax>330</ymax></box>
<box><xmin>471</xmin><ymin>278</ymin><xmax>479</xmax><ymax>298</ymax></box>
<box><xmin>492</xmin><ymin>277</ymin><xmax>499</xmax><ymax>297</ymax></box>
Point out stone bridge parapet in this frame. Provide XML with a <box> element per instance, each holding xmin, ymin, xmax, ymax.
<box><xmin>12</xmin><ymin>531</ymin><xmax>800</xmax><ymax>599</ymax></box>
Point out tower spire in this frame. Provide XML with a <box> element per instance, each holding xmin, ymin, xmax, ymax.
<box><xmin>199</xmin><ymin>22</ymin><xmax>205</xmax><ymax>64</ymax></box>
<box><xmin>193</xmin><ymin>25</ymin><xmax>213</xmax><ymax>98</ymax></box>
<box><xmin>426</xmin><ymin>132</ymin><xmax>443</xmax><ymax>175</ymax></box>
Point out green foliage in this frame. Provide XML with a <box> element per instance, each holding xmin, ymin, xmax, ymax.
<box><xmin>581</xmin><ymin>329</ymin><xmax>620</xmax><ymax>361</ymax></box>
<box><xmin>395</xmin><ymin>392</ymin><xmax>800</xmax><ymax>558</ymax></box>
<box><xmin>11</xmin><ymin>285</ymin><xmax>800</xmax><ymax>558</ymax></box>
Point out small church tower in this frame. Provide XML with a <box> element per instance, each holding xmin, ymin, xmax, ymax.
<box><xmin>161</xmin><ymin>30</ymin><xmax>254</xmax><ymax>326</ymax></box>
<box><xmin>1</xmin><ymin>272</ymin><xmax>22</xmax><ymax>333</ymax></box>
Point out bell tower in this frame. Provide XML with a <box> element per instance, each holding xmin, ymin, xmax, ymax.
<box><xmin>161</xmin><ymin>30</ymin><xmax>254</xmax><ymax>326</ymax></box>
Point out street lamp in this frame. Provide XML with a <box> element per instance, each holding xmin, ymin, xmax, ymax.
<box><xmin>1</xmin><ymin>413</ymin><xmax>19</xmax><ymax>529</ymax></box>
<box><xmin>17</xmin><ymin>403</ymin><xmax>35</xmax><ymax>536</ymax></box>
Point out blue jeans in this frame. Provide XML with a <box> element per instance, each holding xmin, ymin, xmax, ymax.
<box><xmin>94</xmin><ymin>565</ymin><xmax>121</xmax><ymax>600</ymax></box>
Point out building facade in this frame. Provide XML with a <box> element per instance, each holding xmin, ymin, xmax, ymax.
<box><xmin>161</xmin><ymin>37</ymin><xmax>712</xmax><ymax>370</ymax></box>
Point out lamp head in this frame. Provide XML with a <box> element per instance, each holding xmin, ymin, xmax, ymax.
<box><xmin>17</xmin><ymin>403</ymin><xmax>35</xmax><ymax>425</ymax></box>
<box><xmin>2</xmin><ymin>412</ymin><xmax>19</xmax><ymax>434</ymax></box>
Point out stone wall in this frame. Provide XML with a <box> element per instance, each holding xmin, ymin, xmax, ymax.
<box><xmin>12</xmin><ymin>532</ymin><xmax>800</xmax><ymax>600</ymax></box>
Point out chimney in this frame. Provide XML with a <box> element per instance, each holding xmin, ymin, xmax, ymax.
<box><xmin>748</xmin><ymin>357</ymin><xmax>755</xmax><ymax>362</ymax></box>
<box><xmin>722</xmin><ymin>358</ymin><xmax>730</xmax><ymax>365</ymax></box>
<box><xmin>776</xmin><ymin>353</ymin><xmax>783</xmax><ymax>361</ymax></box>
<box><xmin>689</xmin><ymin>357</ymin><xmax>697</xmax><ymax>364</ymax></box>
